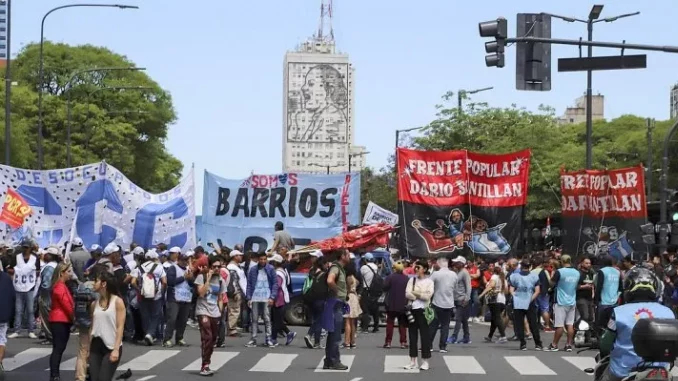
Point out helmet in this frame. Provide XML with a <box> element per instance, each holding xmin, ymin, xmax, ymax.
<box><xmin>623</xmin><ymin>267</ymin><xmax>660</xmax><ymax>303</ymax></box>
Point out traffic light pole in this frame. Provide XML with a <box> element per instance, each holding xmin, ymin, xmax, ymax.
<box><xmin>504</xmin><ymin>36</ymin><xmax>678</xmax><ymax>54</ymax></box>
<box><xmin>659</xmin><ymin>118</ymin><xmax>678</xmax><ymax>253</ymax></box>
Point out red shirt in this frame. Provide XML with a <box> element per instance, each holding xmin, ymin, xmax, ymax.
<box><xmin>468</xmin><ymin>265</ymin><xmax>480</xmax><ymax>288</ymax></box>
<box><xmin>49</xmin><ymin>281</ymin><xmax>74</xmax><ymax>323</ymax></box>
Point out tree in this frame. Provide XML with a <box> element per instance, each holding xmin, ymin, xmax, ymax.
<box><xmin>389</xmin><ymin>91</ymin><xmax>678</xmax><ymax>220</ymax></box>
<box><xmin>360</xmin><ymin>166</ymin><xmax>397</xmax><ymax>217</ymax></box>
<box><xmin>0</xmin><ymin>42</ymin><xmax>182</xmax><ymax>192</ymax></box>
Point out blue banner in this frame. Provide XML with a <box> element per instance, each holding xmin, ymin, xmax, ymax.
<box><xmin>0</xmin><ymin>162</ymin><xmax>196</xmax><ymax>251</ymax></box>
<box><xmin>201</xmin><ymin>171</ymin><xmax>361</xmax><ymax>252</ymax></box>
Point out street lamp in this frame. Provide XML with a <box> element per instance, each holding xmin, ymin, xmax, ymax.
<box><xmin>309</xmin><ymin>163</ymin><xmax>341</xmax><ymax>175</ymax></box>
<box><xmin>543</xmin><ymin>6</ymin><xmax>639</xmax><ymax>169</ymax></box>
<box><xmin>36</xmin><ymin>3</ymin><xmax>139</xmax><ymax>169</ymax></box>
<box><xmin>65</xmin><ymin>67</ymin><xmax>146</xmax><ymax>166</ymax></box>
<box><xmin>395</xmin><ymin>126</ymin><xmax>426</xmax><ymax>150</ymax></box>
<box><xmin>348</xmin><ymin>151</ymin><xmax>370</xmax><ymax>173</ymax></box>
<box><xmin>458</xmin><ymin>86</ymin><xmax>493</xmax><ymax>112</ymax></box>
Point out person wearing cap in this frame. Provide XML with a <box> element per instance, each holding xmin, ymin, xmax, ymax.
<box><xmin>547</xmin><ymin>254</ymin><xmax>581</xmax><ymax>352</ymax></box>
<box><xmin>359</xmin><ymin>253</ymin><xmax>381</xmax><ymax>334</ymax></box>
<box><xmin>133</xmin><ymin>249</ymin><xmax>167</xmax><ymax>346</ymax></box>
<box><xmin>245</xmin><ymin>251</ymin><xmax>278</xmax><ymax>348</ymax></box>
<box><xmin>449</xmin><ymin>256</ymin><xmax>472</xmax><ymax>344</ymax></box>
<box><xmin>37</xmin><ymin>247</ymin><xmax>62</xmax><ymax>345</ymax></box>
<box><xmin>269</xmin><ymin>254</ymin><xmax>296</xmax><ymax>346</ymax></box>
<box><xmin>164</xmin><ymin>247</ymin><xmax>194</xmax><ymax>347</ymax></box>
<box><xmin>8</xmin><ymin>239</ymin><xmax>40</xmax><ymax>340</ymax></box>
<box><xmin>226</xmin><ymin>250</ymin><xmax>246</xmax><ymax>337</ymax></box>
<box><xmin>68</xmin><ymin>238</ymin><xmax>89</xmax><ymax>281</ymax></box>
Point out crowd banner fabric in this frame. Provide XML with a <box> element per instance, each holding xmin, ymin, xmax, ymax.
<box><xmin>396</xmin><ymin>148</ymin><xmax>531</xmax><ymax>258</ymax></box>
<box><xmin>202</xmin><ymin>171</ymin><xmax>361</xmax><ymax>253</ymax></box>
<box><xmin>0</xmin><ymin>188</ymin><xmax>33</xmax><ymax>229</ymax></box>
<box><xmin>362</xmin><ymin>201</ymin><xmax>399</xmax><ymax>226</ymax></box>
<box><xmin>0</xmin><ymin>162</ymin><xmax>196</xmax><ymax>251</ymax></box>
<box><xmin>560</xmin><ymin>165</ymin><xmax>647</xmax><ymax>260</ymax></box>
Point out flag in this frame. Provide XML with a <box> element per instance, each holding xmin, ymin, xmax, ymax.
<box><xmin>0</xmin><ymin>188</ymin><xmax>32</xmax><ymax>229</ymax></box>
<box><xmin>64</xmin><ymin>208</ymin><xmax>79</xmax><ymax>263</ymax></box>
<box><xmin>545</xmin><ymin>216</ymin><xmax>552</xmax><ymax>237</ymax></box>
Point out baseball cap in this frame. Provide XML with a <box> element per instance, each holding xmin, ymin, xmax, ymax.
<box><xmin>364</xmin><ymin>253</ymin><xmax>374</xmax><ymax>261</ymax></box>
<box><xmin>169</xmin><ymin>246</ymin><xmax>182</xmax><ymax>254</ymax></box>
<box><xmin>145</xmin><ymin>249</ymin><xmax>159</xmax><ymax>260</ymax></box>
<box><xmin>452</xmin><ymin>256</ymin><xmax>467</xmax><ymax>265</ymax></box>
<box><xmin>230</xmin><ymin>250</ymin><xmax>243</xmax><ymax>257</ymax></box>
<box><xmin>72</xmin><ymin>237</ymin><xmax>84</xmax><ymax>247</ymax></box>
<box><xmin>310</xmin><ymin>250</ymin><xmax>323</xmax><ymax>258</ymax></box>
<box><xmin>103</xmin><ymin>242</ymin><xmax>119</xmax><ymax>256</ymax></box>
<box><xmin>269</xmin><ymin>254</ymin><xmax>284</xmax><ymax>263</ymax></box>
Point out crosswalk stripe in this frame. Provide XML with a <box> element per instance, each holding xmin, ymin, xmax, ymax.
<box><xmin>505</xmin><ymin>356</ymin><xmax>556</xmax><ymax>375</ymax></box>
<box><xmin>384</xmin><ymin>355</ymin><xmax>418</xmax><ymax>373</ymax></box>
<box><xmin>182</xmin><ymin>352</ymin><xmax>239</xmax><ymax>371</ymax></box>
<box><xmin>443</xmin><ymin>355</ymin><xmax>486</xmax><ymax>374</ymax></box>
<box><xmin>315</xmin><ymin>355</ymin><xmax>355</xmax><ymax>372</ymax></box>
<box><xmin>4</xmin><ymin>348</ymin><xmax>52</xmax><ymax>371</ymax></box>
<box><xmin>46</xmin><ymin>356</ymin><xmax>77</xmax><ymax>371</ymax></box>
<box><xmin>562</xmin><ymin>356</ymin><xmax>596</xmax><ymax>376</ymax></box>
<box><xmin>118</xmin><ymin>350</ymin><xmax>180</xmax><ymax>371</ymax></box>
<box><xmin>249</xmin><ymin>353</ymin><xmax>298</xmax><ymax>372</ymax></box>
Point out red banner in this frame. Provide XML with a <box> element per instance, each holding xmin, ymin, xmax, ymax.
<box><xmin>560</xmin><ymin>165</ymin><xmax>647</xmax><ymax>218</ymax></box>
<box><xmin>0</xmin><ymin>188</ymin><xmax>32</xmax><ymax>229</ymax></box>
<box><xmin>397</xmin><ymin>148</ymin><xmax>531</xmax><ymax>207</ymax></box>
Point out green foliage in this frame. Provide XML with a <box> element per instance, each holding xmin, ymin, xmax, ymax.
<box><xmin>360</xmin><ymin>166</ymin><xmax>397</xmax><ymax>217</ymax></box>
<box><xmin>361</xmin><ymin>91</ymin><xmax>678</xmax><ymax>221</ymax></box>
<box><xmin>0</xmin><ymin>41</ymin><xmax>182</xmax><ymax>192</ymax></box>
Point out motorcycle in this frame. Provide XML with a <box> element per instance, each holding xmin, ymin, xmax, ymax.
<box><xmin>582</xmin><ymin>318</ymin><xmax>678</xmax><ymax>381</ymax></box>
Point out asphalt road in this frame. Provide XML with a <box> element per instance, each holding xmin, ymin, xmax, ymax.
<box><xmin>3</xmin><ymin>322</ymin><xmax>603</xmax><ymax>381</ymax></box>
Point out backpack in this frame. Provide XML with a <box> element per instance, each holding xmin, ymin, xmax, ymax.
<box><xmin>226</xmin><ymin>269</ymin><xmax>240</xmax><ymax>298</ymax></box>
<box><xmin>75</xmin><ymin>281</ymin><xmax>98</xmax><ymax>328</ymax></box>
<box><xmin>139</xmin><ymin>263</ymin><xmax>159</xmax><ymax>299</ymax></box>
<box><xmin>303</xmin><ymin>269</ymin><xmax>330</xmax><ymax>303</ymax></box>
<box><xmin>365</xmin><ymin>265</ymin><xmax>384</xmax><ymax>299</ymax></box>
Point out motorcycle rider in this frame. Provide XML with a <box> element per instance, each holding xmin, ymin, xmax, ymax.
<box><xmin>598</xmin><ymin>266</ymin><xmax>675</xmax><ymax>381</ymax></box>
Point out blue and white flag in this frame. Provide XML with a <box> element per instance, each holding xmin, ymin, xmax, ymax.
<box><xmin>0</xmin><ymin>162</ymin><xmax>196</xmax><ymax>250</ymax></box>
<box><xmin>201</xmin><ymin>171</ymin><xmax>361</xmax><ymax>252</ymax></box>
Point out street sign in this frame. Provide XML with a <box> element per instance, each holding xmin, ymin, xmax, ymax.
<box><xmin>558</xmin><ymin>54</ymin><xmax>647</xmax><ymax>72</ymax></box>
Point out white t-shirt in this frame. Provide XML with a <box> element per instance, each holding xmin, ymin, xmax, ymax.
<box><xmin>132</xmin><ymin>261</ymin><xmax>166</xmax><ymax>300</ymax></box>
<box><xmin>490</xmin><ymin>274</ymin><xmax>506</xmax><ymax>304</ymax></box>
<box><xmin>360</xmin><ymin>263</ymin><xmax>378</xmax><ymax>288</ymax></box>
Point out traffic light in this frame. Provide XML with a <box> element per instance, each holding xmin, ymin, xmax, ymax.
<box><xmin>479</xmin><ymin>18</ymin><xmax>507</xmax><ymax>68</ymax></box>
<box><xmin>669</xmin><ymin>189</ymin><xmax>678</xmax><ymax>222</ymax></box>
<box><xmin>516</xmin><ymin>13</ymin><xmax>552</xmax><ymax>91</ymax></box>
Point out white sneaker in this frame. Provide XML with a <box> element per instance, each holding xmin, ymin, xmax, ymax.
<box><xmin>7</xmin><ymin>332</ymin><xmax>20</xmax><ymax>339</ymax></box>
<box><xmin>404</xmin><ymin>361</ymin><xmax>418</xmax><ymax>370</ymax></box>
<box><xmin>28</xmin><ymin>332</ymin><xmax>38</xmax><ymax>339</ymax></box>
<box><xmin>420</xmin><ymin>361</ymin><xmax>430</xmax><ymax>370</ymax></box>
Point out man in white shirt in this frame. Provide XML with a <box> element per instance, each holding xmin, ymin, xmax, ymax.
<box><xmin>359</xmin><ymin>253</ymin><xmax>381</xmax><ymax>333</ymax></box>
<box><xmin>133</xmin><ymin>250</ymin><xmax>167</xmax><ymax>346</ymax></box>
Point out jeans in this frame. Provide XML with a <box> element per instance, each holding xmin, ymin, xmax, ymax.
<box><xmin>14</xmin><ymin>291</ymin><xmax>35</xmax><ymax>333</ymax></box>
<box><xmin>198</xmin><ymin>316</ymin><xmax>219</xmax><ymax>368</ymax></box>
<box><xmin>217</xmin><ymin>309</ymin><xmax>228</xmax><ymax>346</ymax></box>
<box><xmin>306</xmin><ymin>300</ymin><xmax>324</xmax><ymax>344</ymax></box>
<box><xmin>139</xmin><ymin>298</ymin><xmax>163</xmax><ymax>339</ymax></box>
<box><xmin>514</xmin><ymin>304</ymin><xmax>542</xmax><ymax>347</ymax></box>
<box><xmin>324</xmin><ymin>302</ymin><xmax>344</xmax><ymax>367</ymax></box>
<box><xmin>428</xmin><ymin>305</ymin><xmax>452</xmax><ymax>350</ymax></box>
<box><xmin>49</xmin><ymin>322</ymin><xmax>72</xmax><ymax>378</ymax></box>
<box><xmin>385</xmin><ymin>311</ymin><xmax>408</xmax><ymax>345</ymax></box>
<box><xmin>89</xmin><ymin>336</ymin><xmax>122</xmax><ymax>381</ymax></box>
<box><xmin>470</xmin><ymin>288</ymin><xmax>481</xmax><ymax>317</ymax></box>
<box><xmin>452</xmin><ymin>300</ymin><xmax>470</xmax><ymax>340</ymax></box>
<box><xmin>271</xmin><ymin>305</ymin><xmax>290</xmax><ymax>343</ymax></box>
<box><xmin>409</xmin><ymin>309</ymin><xmax>431</xmax><ymax>359</ymax></box>
<box><xmin>487</xmin><ymin>303</ymin><xmax>506</xmax><ymax>338</ymax></box>
<box><xmin>250</xmin><ymin>302</ymin><xmax>272</xmax><ymax>342</ymax></box>
<box><xmin>164</xmin><ymin>301</ymin><xmax>191</xmax><ymax>343</ymax></box>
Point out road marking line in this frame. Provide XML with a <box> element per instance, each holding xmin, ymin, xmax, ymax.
<box><xmin>48</xmin><ymin>356</ymin><xmax>77</xmax><ymax>371</ymax></box>
<box><xmin>443</xmin><ymin>355</ymin><xmax>486</xmax><ymax>374</ymax></box>
<box><xmin>384</xmin><ymin>355</ymin><xmax>419</xmax><ymax>373</ymax></box>
<box><xmin>182</xmin><ymin>352</ymin><xmax>239</xmax><ymax>371</ymax></box>
<box><xmin>4</xmin><ymin>348</ymin><xmax>52</xmax><ymax>371</ymax></box>
<box><xmin>505</xmin><ymin>356</ymin><xmax>557</xmax><ymax>375</ymax></box>
<box><xmin>136</xmin><ymin>376</ymin><xmax>157</xmax><ymax>381</ymax></box>
<box><xmin>249</xmin><ymin>353</ymin><xmax>298</xmax><ymax>372</ymax></box>
<box><xmin>315</xmin><ymin>355</ymin><xmax>355</xmax><ymax>372</ymax></box>
<box><xmin>349</xmin><ymin>378</ymin><xmax>362</xmax><ymax>381</ymax></box>
<box><xmin>562</xmin><ymin>356</ymin><xmax>596</xmax><ymax>376</ymax></box>
<box><xmin>118</xmin><ymin>350</ymin><xmax>180</xmax><ymax>371</ymax></box>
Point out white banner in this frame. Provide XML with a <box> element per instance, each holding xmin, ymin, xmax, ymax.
<box><xmin>0</xmin><ymin>162</ymin><xmax>196</xmax><ymax>251</ymax></box>
<box><xmin>362</xmin><ymin>201</ymin><xmax>398</xmax><ymax>226</ymax></box>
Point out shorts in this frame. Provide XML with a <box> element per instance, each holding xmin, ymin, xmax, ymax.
<box><xmin>536</xmin><ymin>294</ymin><xmax>550</xmax><ymax>313</ymax></box>
<box><xmin>553</xmin><ymin>304</ymin><xmax>576</xmax><ymax>328</ymax></box>
<box><xmin>0</xmin><ymin>322</ymin><xmax>7</xmax><ymax>346</ymax></box>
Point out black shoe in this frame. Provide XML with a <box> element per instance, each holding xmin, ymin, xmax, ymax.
<box><xmin>329</xmin><ymin>363</ymin><xmax>349</xmax><ymax>371</ymax></box>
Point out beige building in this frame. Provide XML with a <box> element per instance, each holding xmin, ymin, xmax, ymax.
<box><xmin>281</xmin><ymin>15</ymin><xmax>366</xmax><ymax>174</ymax></box>
<box><xmin>558</xmin><ymin>94</ymin><xmax>605</xmax><ymax>125</ymax></box>
<box><xmin>670</xmin><ymin>84</ymin><xmax>678</xmax><ymax>119</ymax></box>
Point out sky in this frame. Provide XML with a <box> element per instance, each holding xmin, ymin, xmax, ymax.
<box><xmin>12</xmin><ymin>0</ymin><xmax>678</xmax><ymax>214</ymax></box>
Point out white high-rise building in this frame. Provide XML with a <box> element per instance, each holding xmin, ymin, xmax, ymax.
<box><xmin>282</xmin><ymin>1</ymin><xmax>366</xmax><ymax>174</ymax></box>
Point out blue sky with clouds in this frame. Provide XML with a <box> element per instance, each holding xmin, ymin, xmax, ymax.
<box><xmin>12</xmin><ymin>0</ymin><xmax>678</xmax><ymax>212</ymax></box>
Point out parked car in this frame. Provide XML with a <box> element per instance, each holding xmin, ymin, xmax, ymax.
<box><xmin>284</xmin><ymin>249</ymin><xmax>394</xmax><ymax>326</ymax></box>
